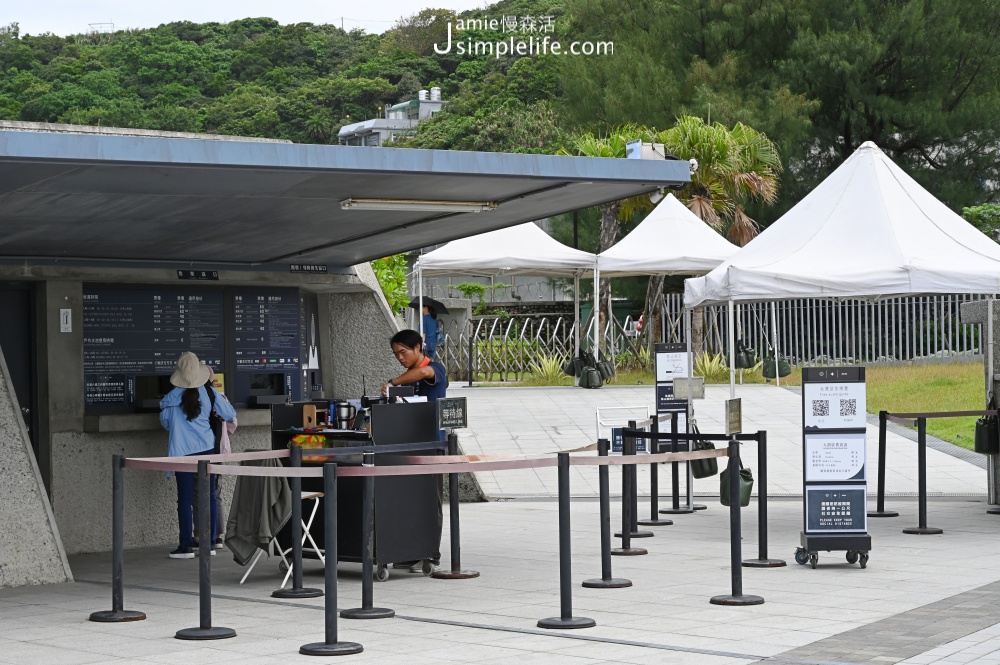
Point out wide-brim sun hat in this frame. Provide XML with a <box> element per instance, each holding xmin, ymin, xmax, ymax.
<box><xmin>170</xmin><ymin>352</ymin><xmax>212</xmax><ymax>389</ymax></box>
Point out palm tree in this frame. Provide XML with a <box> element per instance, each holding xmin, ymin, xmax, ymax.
<box><xmin>654</xmin><ymin>116</ymin><xmax>782</xmax><ymax>354</ymax></box>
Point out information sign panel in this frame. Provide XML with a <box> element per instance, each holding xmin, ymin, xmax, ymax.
<box><xmin>803</xmin><ymin>376</ymin><xmax>866</xmax><ymax>430</ymax></box>
<box><xmin>611</xmin><ymin>427</ymin><xmax>648</xmax><ymax>453</ymax></box>
<box><xmin>655</xmin><ymin>343</ymin><xmax>689</xmax><ymax>383</ymax></box>
<box><xmin>805</xmin><ymin>485</ymin><xmax>867</xmax><ymax>533</ymax></box>
<box><xmin>805</xmin><ymin>433</ymin><xmax>866</xmax><ymax>482</ymax></box>
<box><xmin>725</xmin><ymin>398</ymin><xmax>742</xmax><ymax>435</ymax></box>
<box><xmin>656</xmin><ymin>384</ymin><xmax>688</xmax><ymax>413</ymax></box>
<box><xmin>437</xmin><ymin>397</ymin><xmax>468</xmax><ymax>429</ymax></box>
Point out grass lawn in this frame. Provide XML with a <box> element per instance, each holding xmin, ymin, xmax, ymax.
<box><xmin>865</xmin><ymin>362</ymin><xmax>985</xmax><ymax>450</ymax></box>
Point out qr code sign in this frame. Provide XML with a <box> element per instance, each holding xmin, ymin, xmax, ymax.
<box><xmin>840</xmin><ymin>399</ymin><xmax>857</xmax><ymax>417</ymax></box>
<box><xmin>812</xmin><ymin>400</ymin><xmax>830</xmax><ymax>417</ymax></box>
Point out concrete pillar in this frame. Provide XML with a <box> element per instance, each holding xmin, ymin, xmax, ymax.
<box><xmin>960</xmin><ymin>298</ymin><xmax>1000</xmax><ymax>504</ymax></box>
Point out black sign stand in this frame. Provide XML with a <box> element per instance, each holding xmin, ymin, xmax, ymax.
<box><xmin>798</xmin><ymin>367</ymin><xmax>871</xmax><ymax>569</ymax></box>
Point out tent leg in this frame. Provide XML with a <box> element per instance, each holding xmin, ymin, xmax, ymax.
<box><xmin>728</xmin><ymin>300</ymin><xmax>736</xmax><ymax>399</ymax></box>
<box><xmin>771</xmin><ymin>301</ymin><xmax>780</xmax><ymax>387</ymax></box>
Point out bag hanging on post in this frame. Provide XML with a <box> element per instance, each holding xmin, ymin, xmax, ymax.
<box><xmin>761</xmin><ymin>351</ymin><xmax>792</xmax><ymax>379</ymax></box>
<box><xmin>734</xmin><ymin>340</ymin><xmax>753</xmax><ymax>370</ymax></box>
<box><xmin>720</xmin><ymin>456</ymin><xmax>754</xmax><ymax>507</ymax></box>
<box><xmin>580</xmin><ymin>366</ymin><xmax>603</xmax><ymax>389</ymax></box>
<box><xmin>975</xmin><ymin>393</ymin><xmax>1000</xmax><ymax>455</ymax></box>
<box><xmin>689</xmin><ymin>423</ymin><xmax>719</xmax><ymax>479</ymax></box>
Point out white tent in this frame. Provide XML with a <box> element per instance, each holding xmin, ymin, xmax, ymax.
<box><xmin>418</xmin><ymin>223</ymin><xmax>598</xmax><ymax>354</ymax></box>
<box><xmin>685</xmin><ymin>141</ymin><xmax>1000</xmax><ymax>308</ymax></box>
<box><xmin>598</xmin><ymin>194</ymin><xmax>739</xmax><ymax>277</ymax></box>
<box><xmin>683</xmin><ymin>141</ymin><xmax>1000</xmax><ymax>395</ymax></box>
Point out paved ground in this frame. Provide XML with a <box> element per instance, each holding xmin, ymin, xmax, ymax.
<box><xmin>2</xmin><ymin>384</ymin><xmax>999</xmax><ymax>664</ymax></box>
<box><xmin>453</xmin><ymin>384</ymin><xmax>986</xmax><ymax>501</ymax></box>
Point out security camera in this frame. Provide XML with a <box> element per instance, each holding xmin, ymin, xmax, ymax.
<box><xmin>649</xmin><ymin>187</ymin><xmax>665</xmax><ymax>204</ymax></box>
<box><xmin>689</xmin><ymin>158</ymin><xmax>699</xmax><ymax>173</ymax></box>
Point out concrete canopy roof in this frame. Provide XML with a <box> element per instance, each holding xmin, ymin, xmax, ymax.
<box><xmin>0</xmin><ymin>126</ymin><xmax>689</xmax><ymax>269</ymax></box>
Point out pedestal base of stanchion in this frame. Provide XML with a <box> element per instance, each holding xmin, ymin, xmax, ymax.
<box><xmin>272</xmin><ymin>586</ymin><xmax>324</xmax><ymax>599</ymax></box>
<box><xmin>637</xmin><ymin>517</ymin><xmax>673</xmax><ymax>526</ymax></box>
<box><xmin>89</xmin><ymin>610</ymin><xmax>146</xmax><ymax>622</ymax></box>
<box><xmin>430</xmin><ymin>569</ymin><xmax>480</xmax><ymax>579</ymax></box>
<box><xmin>868</xmin><ymin>510</ymin><xmax>899</xmax><ymax>518</ymax></box>
<box><xmin>299</xmin><ymin>641</ymin><xmax>364</xmax><ymax>656</ymax></box>
<box><xmin>582</xmin><ymin>577</ymin><xmax>632</xmax><ymax>588</ymax></box>
<box><xmin>710</xmin><ymin>594</ymin><xmax>764</xmax><ymax>606</ymax></box>
<box><xmin>614</xmin><ymin>530</ymin><xmax>654</xmax><ymax>538</ymax></box>
<box><xmin>742</xmin><ymin>558</ymin><xmax>787</xmax><ymax>568</ymax></box>
<box><xmin>691</xmin><ymin>504</ymin><xmax>707</xmax><ymax>511</ymax></box>
<box><xmin>175</xmin><ymin>626</ymin><xmax>237</xmax><ymax>640</ymax></box>
<box><xmin>610</xmin><ymin>547</ymin><xmax>647</xmax><ymax>556</ymax></box>
<box><xmin>987</xmin><ymin>506</ymin><xmax>1000</xmax><ymax>515</ymax></box>
<box><xmin>537</xmin><ymin>616</ymin><xmax>596</xmax><ymax>629</ymax></box>
<box><xmin>340</xmin><ymin>607</ymin><xmax>395</xmax><ymax>620</ymax></box>
<box><xmin>903</xmin><ymin>526</ymin><xmax>944</xmax><ymax>535</ymax></box>
<box><xmin>659</xmin><ymin>508</ymin><xmax>695</xmax><ymax>515</ymax></box>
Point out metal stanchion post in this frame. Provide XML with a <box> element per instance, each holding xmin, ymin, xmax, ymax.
<box><xmin>274</xmin><ymin>444</ymin><xmax>323</xmax><ymax>598</ymax></box>
<box><xmin>468</xmin><ymin>332</ymin><xmax>474</xmax><ymax>387</ymax></box>
<box><xmin>539</xmin><ymin>453</ymin><xmax>596</xmax><ymax>629</ymax></box>
<box><xmin>638</xmin><ymin>419</ymin><xmax>672</xmax><ymax>527</ymax></box>
<box><xmin>616</xmin><ymin>423</ymin><xmax>652</xmax><ymax>538</ymax></box>
<box><xmin>342</xmin><ymin>452</ymin><xmax>394</xmax><ymax>619</ymax></box>
<box><xmin>584</xmin><ymin>439</ymin><xmax>631</xmax><ymax>588</ymax></box>
<box><xmin>742</xmin><ymin>431</ymin><xmax>785</xmax><ymax>568</ymax></box>
<box><xmin>869</xmin><ymin>410</ymin><xmax>898</xmax><ymax>518</ymax></box>
<box><xmin>90</xmin><ymin>454</ymin><xmax>146</xmax><ymax>622</ymax></box>
<box><xmin>176</xmin><ymin>460</ymin><xmax>236</xmax><ymax>640</ymax></box>
<box><xmin>711</xmin><ymin>442</ymin><xmax>764</xmax><ymax>606</ymax></box>
<box><xmin>660</xmin><ymin>413</ymin><xmax>694</xmax><ymax>515</ymax></box>
<box><xmin>904</xmin><ymin>418</ymin><xmax>943</xmax><ymax>535</ymax></box>
<box><xmin>301</xmin><ymin>463</ymin><xmax>364</xmax><ymax>655</ymax></box>
<box><xmin>432</xmin><ymin>432</ymin><xmax>480</xmax><ymax>580</ymax></box>
<box><xmin>612</xmin><ymin>435</ymin><xmax>646</xmax><ymax>557</ymax></box>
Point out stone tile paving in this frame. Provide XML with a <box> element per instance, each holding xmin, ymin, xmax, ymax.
<box><xmin>452</xmin><ymin>384</ymin><xmax>987</xmax><ymax>500</ymax></box>
<box><xmin>3</xmin><ymin>495</ymin><xmax>997</xmax><ymax>664</ymax></box>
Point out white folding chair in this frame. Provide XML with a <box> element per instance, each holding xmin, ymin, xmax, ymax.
<box><xmin>279</xmin><ymin>492</ymin><xmax>326</xmax><ymax>589</ymax></box>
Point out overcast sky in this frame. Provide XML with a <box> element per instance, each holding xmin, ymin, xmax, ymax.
<box><xmin>8</xmin><ymin>1</ymin><xmax>489</xmax><ymax>37</ymax></box>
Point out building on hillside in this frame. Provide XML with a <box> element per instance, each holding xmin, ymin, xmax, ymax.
<box><xmin>338</xmin><ymin>87</ymin><xmax>446</xmax><ymax>147</ymax></box>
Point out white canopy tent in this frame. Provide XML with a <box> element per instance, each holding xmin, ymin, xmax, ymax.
<box><xmin>684</xmin><ymin>141</ymin><xmax>1000</xmax><ymax>395</ymax></box>
<box><xmin>417</xmin><ymin>223</ymin><xmax>598</xmax><ymax>354</ymax></box>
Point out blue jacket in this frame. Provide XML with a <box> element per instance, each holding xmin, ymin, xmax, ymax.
<box><xmin>160</xmin><ymin>386</ymin><xmax>236</xmax><ymax>457</ymax></box>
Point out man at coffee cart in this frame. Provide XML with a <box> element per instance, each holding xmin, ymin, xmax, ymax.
<box><xmin>381</xmin><ymin>329</ymin><xmax>448</xmax><ymax>403</ymax></box>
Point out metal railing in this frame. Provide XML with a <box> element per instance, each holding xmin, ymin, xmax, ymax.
<box><xmin>435</xmin><ymin>294</ymin><xmax>985</xmax><ymax>379</ymax></box>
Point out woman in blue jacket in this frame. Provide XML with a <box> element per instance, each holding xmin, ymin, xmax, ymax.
<box><xmin>160</xmin><ymin>352</ymin><xmax>236</xmax><ymax>559</ymax></box>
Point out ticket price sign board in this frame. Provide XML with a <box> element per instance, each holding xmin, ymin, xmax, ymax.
<box><xmin>800</xmin><ymin>367</ymin><xmax>871</xmax><ymax>560</ymax></box>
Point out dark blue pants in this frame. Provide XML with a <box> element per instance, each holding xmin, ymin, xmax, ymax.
<box><xmin>175</xmin><ymin>458</ymin><xmax>217</xmax><ymax>549</ymax></box>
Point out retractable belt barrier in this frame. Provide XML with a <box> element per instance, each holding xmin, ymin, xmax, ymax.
<box><xmin>94</xmin><ymin>432</ymin><xmax>759</xmax><ymax>654</ymax></box>
<box><xmin>871</xmin><ymin>408</ymin><xmax>998</xmax><ymax>529</ymax></box>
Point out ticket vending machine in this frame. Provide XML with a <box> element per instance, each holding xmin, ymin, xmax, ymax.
<box><xmin>797</xmin><ymin>367</ymin><xmax>871</xmax><ymax>568</ymax></box>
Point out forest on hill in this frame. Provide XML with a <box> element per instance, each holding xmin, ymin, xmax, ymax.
<box><xmin>1</xmin><ymin>0</ymin><xmax>998</xmax><ymax>237</ymax></box>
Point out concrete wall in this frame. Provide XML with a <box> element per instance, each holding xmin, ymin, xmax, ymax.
<box><xmin>959</xmin><ymin>299</ymin><xmax>999</xmax><ymax>504</ymax></box>
<box><xmin>327</xmin><ymin>263</ymin><xmax>403</xmax><ymax>398</ymax></box>
<box><xmin>0</xmin><ymin>346</ymin><xmax>72</xmax><ymax>586</ymax></box>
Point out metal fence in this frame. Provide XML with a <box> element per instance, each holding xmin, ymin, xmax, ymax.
<box><xmin>436</xmin><ymin>294</ymin><xmax>985</xmax><ymax>379</ymax></box>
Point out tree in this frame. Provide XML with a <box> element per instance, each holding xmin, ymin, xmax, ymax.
<box><xmin>963</xmin><ymin>204</ymin><xmax>1000</xmax><ymax>243</ymax></box>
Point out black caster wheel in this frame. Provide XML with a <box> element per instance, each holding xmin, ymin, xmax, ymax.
<box><xmin>809</xmin><ymin>553</ymin><xmax>818</xmax><ymax>569</ymax></box>
<box><xmin>278</xmin><ymin>560</ymin><xmax>289</xmax><ymax>573</ymax></box>
<box><xmin>846</xmin><ymin>551</ymin><xmax>859</xmax><ymax>565</ymax></box>
<box><xmin>859</xmin><ymin>554</ymin><xmax>869</xmax><ymax>569</ymax></box>
<box><xmin>375</xmin><ymin>565</ymin><xmax>389</xmax><ymax>582</ymax></box>
<box><xmin>794</xmin><ymin>548</ymin><xmax>809</xmax><ymax>565</ymax></box>
<box><xmin>420</xmin><ymin>559</ymin><xmax>437</xmax><ymax>576</ymax></box>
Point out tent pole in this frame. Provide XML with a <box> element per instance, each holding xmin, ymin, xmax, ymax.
<box><xmin>574</xmin><ymin>274</ymin><xmax>581</xmax><ymax>357</ymax></box>
<box><xmin>989</xmin><ymin>295</ymin><xmax>996</xmax><ymax>506</ymax></box>
<box><xmin>608</xmin><ymin>279</ymin><xmax>615</xmax><ymax>366</ymax></box>
<box><xmin>418</xmin><ymin>261</ymin><xmax>424</xmax><ymax>338</ymax></box>
<box><xmin>771</xmin><ymin>301</ymin><xmax>780</xmax><ymax>388</ymax></box>
<box><xmin>593</xmin><ymin>266</ymin><xmax>600</xmax><ymax>359</ymax></box>
<box><xmin>728</xmin><ymin>299</ymin><xmax>736</xmax><ymax>399</ymax></box>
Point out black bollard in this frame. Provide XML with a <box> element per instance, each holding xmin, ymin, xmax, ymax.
<box><xmin>660</xmin><ymin>414</ymin><xmax>694</xmax><ymax>515</ymax></box>
<box><xmin>432</xmin><ymin>432</ymin><xmax>480</xmax><ymax>580</ymax></box>
<box><xmin>583</xmin><ymin>439</ymin><xmax>631</xmax><ymax>588</ymax></box>
<box><xmin>869</xmin><ymin>411</ymin><xmax>899</xmax><ymax>518</ymax></box>
<box><xmin>538</xmin><ymin>453</ymin><xmax>596</xmax><ymax>629</ymax></box>
<box><xmin>612</xmin><ymin>435</ymin><xmax>647</xmax><ymax>557</ymax></box>
<box><xmin>637</xmin><ymin>419</ymin><xmax>673</xmax><ymax>527</ymax></box>
<box><xmin>90</xmin><ymin>454</ymin><xmax>146</xmax><ymax>622</ymax></box>
<box><xmin>616</xmin><ymin>423</ymin><xmax>653</xmax><ymax>538</ymax></box>
<box><xmin>274</xmin><ymin>444</ymin><xmax>323</xmax><ymax>599</ymax></box>
<box><xmin>301</xmin><ymin>463</ymin><xmax>364</xmax><ymax>655</ymax></box>
<box><xmin>342</xmin><ymin>452</ymin><xmax>395</xmax><ymax>619</ymax></box>
<box><xmin>176</xmin><ymin>460</ymin><xmax>236</xmax><ymax>639</ymax></box>
<box><xmin>742</xmin><ymin>431</ymin><xmax>785</xmax><ymax>568</ymax></box>
<box><xmin>903</xmin><ymin>418</ymin><xmax>943</xmax><ymax>535</ymax></box>
<box><xmin>710</xmin><ymin>442</ymin><xmax>764</xmax><ymax>607</ymax></box>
